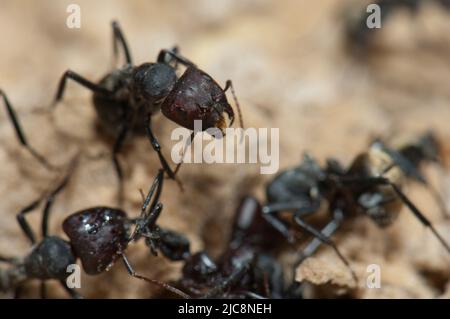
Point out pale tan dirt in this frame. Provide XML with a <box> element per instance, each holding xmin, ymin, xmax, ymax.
<box><xmin>0</xmin><ymin>0</ymin><xmax>449</xmax><ymax>298</ymax></box>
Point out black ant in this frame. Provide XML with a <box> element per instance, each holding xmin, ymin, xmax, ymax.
<box><xmin>160</xmin><ymin>196</ymin><xmax>288</xmax><ymax>299</ymax></box>
<box><xmin>345</xmin><ymin>0</ymin><xmax>449</xmax><ymax>55</ymax></box>
<box><xmin>0</xmin><ymin>166</ymin><xmax>190</xmax><ymax>299</ymax></box>
<box><xmin>261</xmin><ymin>132</ymin><xmax>450</xmax><ymax>282</ymax></box>
<box><xmin>52</xmin><ymin>20</ymin><xmax>243</xmax><ymax>203</ymax></box>
<box><xmin>0</xmin><ymin>89</ymin><xmax>54</xmax><ymax>170</ymax></box>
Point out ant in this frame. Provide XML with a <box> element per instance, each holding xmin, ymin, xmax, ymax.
<box><xmin>261</xmin><ymin>132</ymin><xmax>450</xmax><ymax>282</ymax></box>
<box><xmin>0</xmin><ymin>89</ymin><xmax>54</xmax><ymax>170</ymax></box>
<box><xmin>52</xmin><ymin>20</ymin><xmax>243</xmax><ymax>203</ymax></box>
<box><xmin>0</xmin><ymin>165</ymin><xmax>190</xmax><ymax>299</ymax></box>
<box><xmin>160</xmin><ymin>196</ymin><xmax>289</xmax><ymax>299</ymax></box>
<box><xmin>345</xmin><ymin>0</ymin><xmax>450</xmax><ymax>55</ymax></box>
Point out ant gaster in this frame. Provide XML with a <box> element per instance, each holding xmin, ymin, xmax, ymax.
<box><xmin>262</xmin><ymin>132</ymin><xmax>450</xmax><ymax>282</ymax></box>
<box><xmin>0</xmin><ymin>166</ymin><xmax>190</xmax><ymax>299</ymax></box>
<box><xmin>52</xmin><ymin>21</ymin><xmax>243</xmax><ymax>202</ymax></box>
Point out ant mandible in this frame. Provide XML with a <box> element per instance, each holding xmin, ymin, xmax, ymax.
<box><xmin>52</xmin><ymin>20</ymin><xmax>243</xmax><ymax>203</ymax></box>
<box><xmin>261</xmin><ymin>132</ymin><xmax>450</xmax><ymax>282</ymax></box>
<box><xmin>0</xmin><ymin>165</ymin><xmax>190</xmax><ymax>299</ymax></box>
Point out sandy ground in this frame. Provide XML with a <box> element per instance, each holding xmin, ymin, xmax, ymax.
<box><xmin>0</xmin><ymin>0</ymin><xmax>449</xmax><ymax>298</ymax></box>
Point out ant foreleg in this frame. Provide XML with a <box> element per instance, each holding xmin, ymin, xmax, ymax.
<box><xmin>139</xmin><ymin>169</ymin><xmax>164</xmax><ymax>218</ymax></box>
<box><xmin>145</xmin><ymin>114</ymin><xmax>183</xmax><ymax>190</ymax></box>
<box><xmin>112</xmin><ymin>123</ymin><xmax>130</xmax><ymax>206</ymax></box>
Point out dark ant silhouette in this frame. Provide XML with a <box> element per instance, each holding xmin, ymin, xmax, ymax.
<box><xmin>158</xmin><ymin>196</ymin><xmax>288</xmax><ymax>299</ymax></box>
<box><xmin>261</xmin><ymin>132</ymin><xmax>450</xmax><ymax>282</ymax></box>
<box><xmin>345</xmin><ymin>0</ymin><xmax>450</xmax><ymax>55</ymax></box>
<box><xmin>0</xmin><ymin>166</ymin><xmax>190</xmax><ymax>299</ymax></box>
<box><xmin>0</xmin><ymin>89</ymin><xmax>54</xmax><ymax>170</ymax></box>
<box><xmin>52</xmin><ymin>20</ymin><xmax>243</xmax><ymax>203</ymax></box>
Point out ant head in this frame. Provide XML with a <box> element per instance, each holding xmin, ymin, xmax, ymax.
<box><xmin>157</xmin><ymin>228</ymin><xmax>191</xmax><ymax>261</ymax></box>
<box><xmin>24</xmin><ymin>236</ymin><xmax>76</xmax><ymax>280</ymax></box>
<box><xmin>182</xmin><ymin>252</ymin><xmax>218</xmax><ymax>283</ymax></box>
<box><xmin>161</xmin><ymin>67</ymin><xmax>234</xmax><ymax>131</ymax></box>
<box><xmin>63</xmin><ymin>207</ymin><xmax>129</xmax><ymax>275</ymax></box>
<box><xmin>133</xmin><ymin>63</ymin><xmax>177</xmax><ymax>102</ymax></box>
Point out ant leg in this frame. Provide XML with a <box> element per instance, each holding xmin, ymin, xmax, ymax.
<box><xmin>201</xmin><ymin>263</ymin><xmax>251</xmax><ymax>299</ymax></box>
<box><xmin>17</xmin><ymin>199</ymin><xmax>42</xmax><ymax>245</ymax></box>
<box><xmin>121</xmin><ymin>253</ymin><xmax>190</xmax><ymax>299</ymax></box>
<box><xmin>262</xmin><ymin>200</ymin><xmax>317</xmax><ymax>214</ymax></box>
<box><xmin>262</xmin><ymin>201</ymin><xmax>320</xmax><ymax>244</ymax></box>
<box><xmin>377</xmin><ymin>177</ymin><xmax>449</xmax><ymax>252</ymax></box>
<box><xmin>223</xmin><ymin>80</ymin><xmax>244</xmax><ymax>130</ymax></box>
<box><xmin>130</xmin><ymin>203</ymin><xmax>163</xmax><ymax>243</ymax></box>
<box><xmin>173</xmin><ymin>131</ymin><xmax>196</xmax><ymax>177</ymax></box>
<box><xmin>40</xmin><ymin>281</ymin><xmax>47</xmax><ymax>299</ymax></box>
<box><xmin>52</xmin><ymin>70</ymin><xmax>110</xmax><ymax>107</ymax></box>
<box><xmin>41</xmin><ymin>167</ymin><xmax>74</xmax><ymax>237</ymax></box>
<box><xmin>237</xmin><ymin>291</ymin><xmax>267</xmax><ymax>299</ymax></box>
<box><xmin>382</xmin><ymin>147</ymin><xmax>449</xmax><ymax>218</ymax></box>
<box><xmin>0</xmin><ymin>90</ymin><xmax>55</xmax><ymax>170</ymax></box>
<box><xmin>59</xmin><ymin>280</ymin><xmax>83</xmax><ymax>299</ymax></box>
<box><xmin>111</xmin><ymin>20</ymin><xmax>133</xmax><ymax>66</ymax></box>
<box><xmin>112</xmin><ymin>123</ymin><xmax>129</xmax><ymax>206</ymax></box>
<box><xmin>293</xmin><ymin>213</ymin><xmax>358</xmax><ymax>284</ymax></box>
<box><xmin>145</xmin><ymin>114</ymin><xmax>183</xmax><ymax>190</ymax></box>
<box><xmin>342</xmin><ymin>176</ymin><xmax>450</xmax><ymax>252</ymax></box>
<box><xmin>139</xmin><ymin>169</ymin><xmax>164</xmax><ymax>218</ymax></box>
<box><xmin>295</xmin><ymin>208</ymin><xmax>344</xmax><ymax>267</ymax></box>
<box><xmin>157</xmin><ymin>48</ymin><xmax>196</xmax><ymax>68</ymax></box>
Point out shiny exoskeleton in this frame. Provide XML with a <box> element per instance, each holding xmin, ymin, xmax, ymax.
<box><xmin>0</xmin><ymin>89</ymin><xmax>54</xmax><ymax>169</ymax></box>
<box><xmin>262</xmin><ymin>132</ymin><xmax>450</xmax><ymax>281</ymax></box>
<box><xmin>0</xmin><ymin>169</ymin><xmax>190</xmax><ymax>299</ymax></box>
<box><xmin>345</xmin><ymin>0</ymin><xmax>449</xmax><ymax>55</ymax></box>
<box><xmin>52</xmin><ymin>20</ymin><xmax>242</xmax><ymax>202</ymax></box>
<box><xmin>162</xmin><ymin>196</ymin><xmax>288</xmax><ymax>299</ymax></box>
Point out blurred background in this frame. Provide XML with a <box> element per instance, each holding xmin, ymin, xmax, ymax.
<box><xmin>0</xmin><ymin>0</ymin><xmax>449</xmax><ymax>298</ymax></box>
